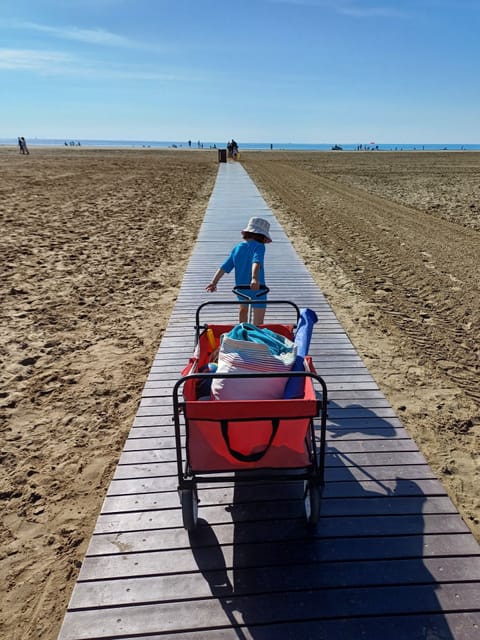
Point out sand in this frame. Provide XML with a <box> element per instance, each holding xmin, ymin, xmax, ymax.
<box><xmin>1</xmin><ymin>147</ymin><xmax>479</xmax><ymax>639</ymax></box>
<box><xmin>0</xmin><ymin>147</ymin><xmax>218</xmax><ymax>639</ymax></box>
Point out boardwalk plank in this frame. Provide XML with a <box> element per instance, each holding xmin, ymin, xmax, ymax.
<box><xmin>58</xmin><ymin>583</ymin><xmax>480</xmax><ymax>639</ymax></box>
<box><xmin>86</xmin><ymin>528</ymin><xmax>480</xmax><ymax>559</ymax></box>
<box><xmin>111</xmin><ymin>461</ymin><xmax>439</xmax><ymax>481</ymax></box>
<box><xmin>70</xmin><ymin>556</ymin><xmax>480</xmax><ymax>609</ymax></box>
<box><xmin>61</xmin><ymin>613</ymin><xmax>479</xmax><ymax>640</ymax></box>
<box><xmin>106</xmin><ymin>476</ymin><xmax>447</xmax><ymax>499</ymax></box>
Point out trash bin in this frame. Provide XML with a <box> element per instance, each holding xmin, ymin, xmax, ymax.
<box><xmin>218</xmin><ymin>149</ymin><xmax>227</xmax><ymax>163</ymax></box>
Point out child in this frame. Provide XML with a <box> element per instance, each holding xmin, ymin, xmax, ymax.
<box><xmin>206</xmin><ymin>217</ymin><xmax>272</xmax><ymax>325</ymax></box>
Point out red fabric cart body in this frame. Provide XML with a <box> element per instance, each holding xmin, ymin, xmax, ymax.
<box><xmin>181</xmin><ymin>324</ymin><xmax>318</xmax><ymax>473</ymax></box>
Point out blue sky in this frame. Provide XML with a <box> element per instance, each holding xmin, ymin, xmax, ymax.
<box><xmin>1</xmin><ymin>0</ymin><xmax>479</xmax><ymax>143</ymax></box>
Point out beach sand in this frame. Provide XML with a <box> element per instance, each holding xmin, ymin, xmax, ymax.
<box><xmin>1</xmin><ymin>147</ymin><xmax>479</xmax><ymax>639</ymax></box>
<box><xmin>0</xmin><ymin>147</ymin><xmax>218</xmax><ymax>639</ymax></box>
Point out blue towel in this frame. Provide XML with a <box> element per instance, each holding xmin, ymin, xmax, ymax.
<box><xmin>283</xmin><ymin>308</ymin><xmax>318</xmax><ymax>399</ymax></box>
<box><xmin>226</xmin><ymin>323</ymin><xmax>295</xmax><ymax>356</ymax></box>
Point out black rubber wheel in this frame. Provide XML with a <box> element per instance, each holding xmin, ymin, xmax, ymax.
<box><xmin>180</xmin><ymin>488</ymin><xmax>198</xmax><ymax>531</ymax></box>
<box><xmin>304</xmin><ymin>480</ymin><xmax>320</xmax><ymax>526</ymax></box>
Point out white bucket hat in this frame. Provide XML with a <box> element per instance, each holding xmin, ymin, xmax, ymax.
<box><xmin>242</xmin><ymin>217</ymin><xmax>272</xmax><ymax>242</ymax></box>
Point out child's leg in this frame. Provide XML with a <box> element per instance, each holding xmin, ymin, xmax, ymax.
<box><xmin>253</xmin><ymin>306</ymin><xmax>266</xmax><ymax>325</ymax></box>
<box><xmin>239</xmin><ymin>304</ymin><xmax>248</xmax><ymax>323</ymax></box>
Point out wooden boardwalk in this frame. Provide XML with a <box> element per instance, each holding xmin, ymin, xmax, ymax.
<box><xmin>58</xmin><ymin>161</ymin><xmax>480</xmax><ymax>639</ymax></box>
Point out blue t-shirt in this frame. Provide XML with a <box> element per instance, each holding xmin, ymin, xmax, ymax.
<box><xmin>220</xmin><ymin>240</ymin><xmax>266</xmax><ymax>287</ymax></box>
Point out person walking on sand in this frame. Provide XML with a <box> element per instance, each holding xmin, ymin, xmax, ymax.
<box><xmin>20</xmin><ymin>137</ymin><xmax>29</xmax><ymax>154</ymax></box>
<box><xmin>206</xmin><ymin>217</ymin><xmax>272</xmax><ymax>325</ymax></box>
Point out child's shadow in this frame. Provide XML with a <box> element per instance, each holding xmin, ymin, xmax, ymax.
<box><xmin>324</xmin><ymin>397</ymin><xmax>399</xmax><ymax>440</ymax></box>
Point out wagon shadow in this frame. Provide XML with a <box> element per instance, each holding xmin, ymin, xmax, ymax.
<box><xmin>189</xmin><ymin>436</ymin><xmax>455</xmax><ymax>639</ymax></box>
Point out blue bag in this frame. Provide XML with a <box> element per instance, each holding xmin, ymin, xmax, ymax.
<box><xmin>283</xmin><ymin>308</ymin><xmax>318</xmax><ymax>399</ymax></box>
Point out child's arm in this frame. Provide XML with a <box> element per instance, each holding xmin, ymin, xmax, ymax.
<box><xmin>250</xmin><ymin>262</ymin><xmax>261</xmax><ymax>290</ymax></box>
<box><xmin>206</xmin><ymin>268</ymin><xmax>225</xmax><ymax>292</ymax></box>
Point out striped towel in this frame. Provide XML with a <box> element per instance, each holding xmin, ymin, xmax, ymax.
<box><xmin>211</xmin><ymin>334</ymin><xmax>296</xmax><ymax>400</ymax></box>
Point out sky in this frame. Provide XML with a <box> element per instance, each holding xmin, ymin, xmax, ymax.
<box><xmin>1</xmin><ymin>0</ymin><xmax>479</xmax><ymax>143</ymax></box>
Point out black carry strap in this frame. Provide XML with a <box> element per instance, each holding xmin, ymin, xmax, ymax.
<box><xmin>220</xmin><ymin>418</ymin><xmax>280</xmax><ymax>462</ymax></box>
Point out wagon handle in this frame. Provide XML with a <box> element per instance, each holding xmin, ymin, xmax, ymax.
<box><xmin>232</xmin><ymin>284</ymin><xmax>270</xmax><ymax>300</ymax></box>
<box><xmin>194</xmin><ymin>298</ymin><xmax>301</xmax><ymax>339</ymax></box>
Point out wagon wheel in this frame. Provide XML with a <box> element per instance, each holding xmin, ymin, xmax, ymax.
<box><xmin>304</xmin><ymin>480</ymin><xmax>320</xmax><ymax>526</ymax></box>
<box><xmin>180</xmin><ymin>487</ymin><xmax>199</xmax><ymax>531</ymax></box>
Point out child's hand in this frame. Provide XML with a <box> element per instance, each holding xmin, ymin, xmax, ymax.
<box><xmin>250</xmin><ymin>277</ymin><xmax>260</xmax><ymax>290</ymax></box>
<box><xmin>206</xmin><ymin>283</ymin><xmax>217</xmax><ymax>292</ymax></box>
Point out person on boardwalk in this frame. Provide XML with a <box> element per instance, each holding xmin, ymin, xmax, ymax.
<box><xmin>206</xmin><ymin>217</ymin><xmax>272</xmax><ymax>325</ymax></box>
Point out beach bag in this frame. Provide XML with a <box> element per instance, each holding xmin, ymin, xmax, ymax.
<box><xmin>211</xmin><ymin>323</ymin><xmax>297</xmax><ymax>401</ymax></box>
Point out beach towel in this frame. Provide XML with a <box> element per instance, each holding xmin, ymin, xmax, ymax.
<box><xmin>211</xmin><ymin>323</ymin><xmax>297</xmax><ymax>400</ymax></box>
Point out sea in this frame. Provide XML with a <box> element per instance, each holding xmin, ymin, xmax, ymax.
<box><xmin>1</xmin><ymin>138</ymin><xmax>480</xmax><ymax>151</ymax></box>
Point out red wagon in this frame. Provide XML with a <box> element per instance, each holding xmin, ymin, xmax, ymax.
<box><xmin>172</xmin><ymin>295</ymin><xmax>328</xmax><ymax>530</ymax></box>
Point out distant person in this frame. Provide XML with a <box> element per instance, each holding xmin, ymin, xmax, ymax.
<box><xmin>20</xmin><ymin>137</ymin><xmax>29</xmax><ymax>154</ymax></box>
<box><xmin>205</xmin><ymin>217</ymin><xmax>272</xmax><ymax>325</ymax></box>
<box><xmin>18</xmin><ymin>137</ymin><xmax>24</xmax><ymax>154</ymax></box>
